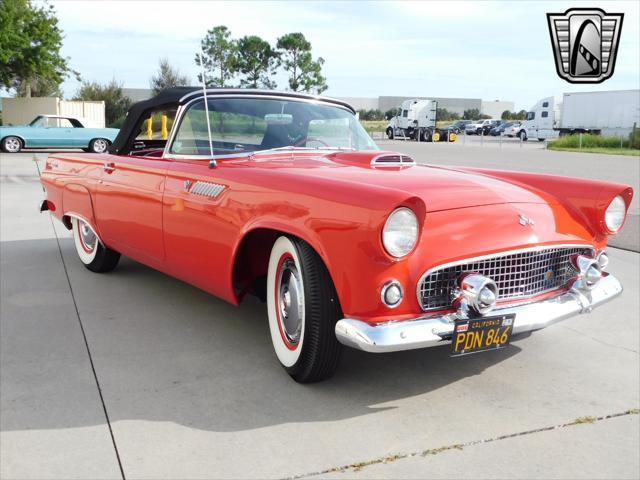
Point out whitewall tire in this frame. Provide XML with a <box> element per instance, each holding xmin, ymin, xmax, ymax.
<box><xmin>266</xmin><ymin>236</ymin><xmax>343</xmax><ymax>382</ymax></box>
<box><xmin>71</xmin><ymin>217</ymin><xmax>120</xmax><ymax>272</ymax></box>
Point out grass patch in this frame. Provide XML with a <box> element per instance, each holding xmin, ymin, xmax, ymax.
<box><xmin>360</xmin><ymin>120</ymin><xmax>388</xmax><ymax>133</ymax></box>
<box><xmin>548</xmin><ymin>146</ymin><xmax>640</xmax><ymax>156</ymax></box>
<box><xmin>548</xmin><ymin>133</ymin><xmax>639</xmax><ymax>156</ymax></box>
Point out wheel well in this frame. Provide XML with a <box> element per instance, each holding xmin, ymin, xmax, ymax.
<box><xmin>1</xmin><ymin>135</ymin><xmax>25</xmax><ymax>145</ymax></box>
<box><xmin>232</xmin><ymin>228</ymin><xmax>336</xmax><ymax>306</ymax></box>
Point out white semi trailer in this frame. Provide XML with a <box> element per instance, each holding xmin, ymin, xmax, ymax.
<box><xmin>518</xmin><ymin>90</ymin><xmax>640</xmax><ymax>141</ymax></box>
<box><xmin>386</xmin><ymin>99</ymin><xmax>439</xmax><ymax>141</ymax></box>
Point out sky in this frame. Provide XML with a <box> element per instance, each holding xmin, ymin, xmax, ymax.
<box><xmin>43</xmin><ymin>0</ymin><xmax>640</xmax><ymax>111</ymax></box>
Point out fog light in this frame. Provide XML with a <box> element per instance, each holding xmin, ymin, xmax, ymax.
<box><xmin>381</xmin><ymin>281</ymin><xmax>403</xmax><ymax>308</ymax></box>
<box><xmin>455</xmin><ymin>273</ymin><xmax>498</xmax><ymax>315</ymax></box>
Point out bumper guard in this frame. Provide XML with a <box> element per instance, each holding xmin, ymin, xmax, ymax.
<box><xmin>335</xmin><ymin>273</ymin><xmax>622</xmax><ymax>353</ymax></box>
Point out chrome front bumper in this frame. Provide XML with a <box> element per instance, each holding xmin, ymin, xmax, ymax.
<box><xmin>335</xmin><ymin>273</ymin><xmax>623</xmax><ymax>353</ymax></box>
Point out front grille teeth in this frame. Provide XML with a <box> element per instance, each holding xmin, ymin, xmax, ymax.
<box><xmin>189</xmin><ymin>181</ymin><xmax>226</xmax><ymax>198</ymax></box>
<box><xmin>418</xmin><ymin>245</ymin><xmax>594</xmax><ymax>311</ymax></box>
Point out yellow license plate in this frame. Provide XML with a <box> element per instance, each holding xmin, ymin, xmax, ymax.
<box><xmin>451</xmin><ymin>314</ymin><xmax>515</xmax><ymax>356</ymax></box>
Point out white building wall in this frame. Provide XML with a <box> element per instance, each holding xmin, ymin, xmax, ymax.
<box><xmin>1</xmin><ymin>97</ymin><xmax>59</xmax><ymax>125</ymax></box>
<box><xmin>1</xmin><ymin>98</ymin><xmax>106</xmax><ymax>127</ymax></box>
<box><xmin>481</xmin><ymin>100</ymin><xmax>515</xmax><ymax>119</ymax></box>
<box><xmin>60</xmin><ymin>101</ymin><xmax>106</xmax><ymax>127</ymax></box>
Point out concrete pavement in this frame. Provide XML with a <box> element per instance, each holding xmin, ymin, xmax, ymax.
<box><xmin>0</xmin><ymin>151</ymin><xmax>638</xmax><ymax>479</ymax></box>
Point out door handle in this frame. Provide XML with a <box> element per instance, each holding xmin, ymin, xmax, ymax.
<box><xmin>103</xmin><ymin>162</ymin><xmax>116</xmax><ymax>173</ymax></box>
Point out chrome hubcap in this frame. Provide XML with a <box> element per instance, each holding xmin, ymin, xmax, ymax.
<box><xmin>80</xmin><ymin>221</ymin><xmax>97</xmax><ymax>250</ymax></box>
<box><xmin>278</xmin><ymin>259</ymin><xmax>303</xmax><ymax>345</ymax></box>
<box><xmin>94</xmin><ymin>139</ymin><xmax>107</xmax><ymax>152</ymax></box>
<box><xmin>5</xmin><ymin>138</ymin><xmax>20</xmax><ymax>152</ymax></box>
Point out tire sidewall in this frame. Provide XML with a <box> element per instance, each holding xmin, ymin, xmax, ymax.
<box><xmin>90</xmin><ymin>138</ymin><xmax>108</xmax><ymax>153</ymax></box>
<box><xmin>72</xmin><ymin>217</ymin><xmax>99</xmax><ymax>264</ymax></box>
<box><xmin>2</xmin><ymin>136</ymin><xmax>22</xmax><ymax>153</ymax></box>
<box><xmin>267</xmin><ymin>237</ymin><xmax>306</xmax><ymax>368</ymax></box>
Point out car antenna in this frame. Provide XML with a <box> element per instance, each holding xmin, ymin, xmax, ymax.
<box><xmin>198</xmin><ymin>51</ymin><xmax>216</xmax><ymax>168</ymax></box>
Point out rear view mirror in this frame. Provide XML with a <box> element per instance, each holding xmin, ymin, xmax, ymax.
<box><xmin>265</xmin><ymin>114</ymin><xmax>293</xmax><ymax>125</ymax></box>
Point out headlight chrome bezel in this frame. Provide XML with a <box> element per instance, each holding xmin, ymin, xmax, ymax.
<box><xmin>382</xmin><ymin>207</ymin><xmax>419</xmax><ymax>258</ymax></box>
<box><xmin>604</xmin><ymin>195</ymin><xmax>627</xmax><ymax>234</ymax></box>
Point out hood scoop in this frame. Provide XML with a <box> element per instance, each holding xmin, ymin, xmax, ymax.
<box><xmin>326</xmin><ymin>150</ymin><xmax>415</xmax><ymax>169</ymax></box>
<box><xmin>370</xmin><ymin>154</ymin><xmax>415</xmax><ymax>168</ymax></box>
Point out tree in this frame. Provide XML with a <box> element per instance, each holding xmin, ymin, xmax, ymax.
<box><xmin>74</xmin><ymin>80</ymin><xmax>132</xmax><ymax>127</ymax></box>
<box><xmin>501</xmin><ymin>110</ymin><xmax>512</xmax><ymax>120</ymax></box>
<box><xmin>12</xmin><ymin>76</ymin><xmax>62</xmax><ymax>97</ymax></box>
<box><xmin>436</xmin><ymin>108</ymin><xmax>460</xmax><ymax>121</ymax></box>
<box><xmin>462</xmin><ymin>108</ymin><xmax>480</xmax><ymax>120</ymax></box>
<box><xmin>384</xmin><ymin>108</ymin><xmax>399</xmax><ymax>120</ymax></box>
<box><xmin>197</xmin><ymin>26</ymin><xmax>237</xmax><ymax>87</ymax></box>
<box><xmin>235</xmin><ymin>36</ymin><xmax>279</xmax><ymax>89</ymax></box>
<box><xmin>276</xmin><ymin>32</ymin><xmax>327</xmax><ymax>93</ymax></box>
<box><xmin>0</xmin><ymin>0</ymin><xmax>77</xmax><ymax>97</ymax></box>
<box><xmin>150</xmin><ymin>58</ymin><xmax>189</xmax><ymax>95</ymax></box>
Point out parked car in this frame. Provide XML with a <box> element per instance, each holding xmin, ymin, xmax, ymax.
<box><xmin>449</xmin><ymin>120</ymin><xmax>472</xmax><ymax>134</ymax></box>
<box><xmin>503</xmin><ymin>122</ymin><xmax>522</xmax><ymax>137</ymax></box>
<box><xmin>489</xmin><ymin>122</ymin><xmax>515</xmax><ymax>136</ymax></box>
<box><xmin>0</xmin><ymin>115</ymin><xmax>119</xmax><ymax>153</ymax></box>
<box><xmin>465</xmin><ymin>119</ymin><xmax>501</xmax><ymax>135</ymax></box>
<box><xmin>40</xmin><ymin>87</ymin><xmax>633</xmax><ymax>382</ymax></box>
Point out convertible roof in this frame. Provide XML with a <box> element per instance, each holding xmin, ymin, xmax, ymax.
<box><xmin>109</xmin><ymin>87</ymin><xmax>356</xmax><ymax>154</ymax></box>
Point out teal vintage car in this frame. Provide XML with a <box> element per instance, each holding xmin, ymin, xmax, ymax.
<box><xmin>0</xmin><ymin>115</ymin><xmax>119</xmax><ymax>153</ymax></box>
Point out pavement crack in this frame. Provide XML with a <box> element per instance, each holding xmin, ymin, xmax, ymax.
<box><xmin>559</xmin><ymin>324</ymin><xmax>639</xmax><ymax>354</ymax></box>
<box><xmin>42</xmin><ymin>159</ymin><xmax>126</xmax><ymax>479</ymax></box>
<box><xmin>287</xmin><ymin>409</ymin><xmax>640</xmax><ymax>479</ymax></box>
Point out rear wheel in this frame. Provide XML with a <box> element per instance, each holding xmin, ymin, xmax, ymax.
<box><xmin>422</xmin><ymin>128</ymin><xmax>432</xmax><ymax>142</ymax></box>
<box><xmin>72</xmin><ymin>217</ymin><xmax>120</xmax><ymax>272</ymax></box>
<box><xmin>89</xmin><ymin>138</ymin><xmax>109</xmax><ymax>153</ymax></box>
<box><xmin>1</xmin><ymin>136</ymin><xmax>23</xmax><ymax>153</ymax></box>
<box><xmin>267</xmin><ymin>236</ymin><xmax>342</xmax><ymax>383</ymax></box>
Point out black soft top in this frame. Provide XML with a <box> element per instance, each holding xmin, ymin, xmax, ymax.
<box><xmin>109</xmin><ymin>87</ymin><xmax>356</xmax><ymax>154</ymax></box>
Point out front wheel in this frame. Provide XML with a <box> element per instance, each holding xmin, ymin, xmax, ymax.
<box><xmin>89</xmin><ymin>138</ymin><xmax>109</xmax><ymax>153</ymax></box>
<box><xmin>72</xmin><ymin>217</ymin><xmax>120</xmax><ymax>272</ymax></box>
<box><xmin>267</xmin><ymin>236</ymin><xmax>342</xmax><ymax>383</ymax></box>
<box><xmin>519</xmin><ymin>130</ymin><xmax>528</xmax><ymax>141</ymax></box>
<box><xmin>422</xmin><ymin>128</ymin><xmax>432</xmax><ymax>142</ymax></box>
<box><xmin>1</xmin><ymin>136</ymin><xmax>23</xmax><ymax>153</ymax></box>
<box><xmin>386</xmin><ymin>128</ymin><xmax>394</xmax><ymax>140</ymax></box>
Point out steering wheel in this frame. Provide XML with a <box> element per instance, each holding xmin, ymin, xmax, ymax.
<box><xmin>293</xmin><ymin>136</ymin><xmax>330</xmax><ymax>148</ymax></box>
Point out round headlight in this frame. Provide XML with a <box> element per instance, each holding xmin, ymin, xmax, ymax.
<box><xmin>382</xmin><ymin>207</ymin><xmax>419</xmax><ymax>257</ymax></box>
<box><xmin>605</xmin><ymin>195</ymin><xmax>626</xmax><ymax>233</ymax></box>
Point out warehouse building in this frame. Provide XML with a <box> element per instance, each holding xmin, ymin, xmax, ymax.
<box><xmin>334</xmin><ymin>96</ymin><xmax>514</xmax><ymax>118</ymax></box>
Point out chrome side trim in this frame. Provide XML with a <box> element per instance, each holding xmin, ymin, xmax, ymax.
<box><xmin>336</xmin><ymin>272</ymin><xmax>622</xmax><ymax>353</ymax></box>
<box><xmin>416</xmin><ymin>243</ymin><xmax>595</xmax><ymax>311</ymax></box>
<box><xmin>188</xmin><ymin>181</ymin><xmax>226</xmax><ymax>198</ymax></box>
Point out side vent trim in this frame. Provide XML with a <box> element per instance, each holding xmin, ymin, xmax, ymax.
<box><xmin>371</xmin><ymin>154</ymin><xmax>416</xmax><ymax>167</ymax></box>
<box><xmin>189</xmin><ymin>181</ymin><xmax>226</xmax><ymax>198</ymax></box>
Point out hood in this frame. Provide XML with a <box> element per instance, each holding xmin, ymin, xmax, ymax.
<box><xmin>246</xmin><ymin>150</ymin><xmax>552</xmax><ymax>212</ymax></box>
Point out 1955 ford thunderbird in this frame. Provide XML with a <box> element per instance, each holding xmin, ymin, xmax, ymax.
<box><xmin>39</xmin><ymin>87</ymin><xmax>633</xmax><ymax>382</ymax></box>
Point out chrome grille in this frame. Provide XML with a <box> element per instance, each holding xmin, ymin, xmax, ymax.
<box><xmin>418</xmin><ymin>246</ymin><xmax>593</xmax><ymax>311</ymax></box>
<box><xmin>371</xmin><ymin>154</ymin><xmax>415</xmax><ymax>167</ymax></box>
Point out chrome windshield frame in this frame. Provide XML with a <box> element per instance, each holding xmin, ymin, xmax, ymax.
<box><xmin>162</xmin><ymin>94</ymin><xmax>371</xmax><ymax>161</ymax></box>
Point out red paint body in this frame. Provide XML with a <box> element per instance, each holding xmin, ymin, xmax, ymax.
<box><xmin>40</xmin><ymin>149</ymin><xmax>633</xmax><ymax>324</ymax></box>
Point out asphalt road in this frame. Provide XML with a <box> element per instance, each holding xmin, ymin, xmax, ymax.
<box><xmin>1</xmin><ymin>151</ymin><xmax>638</xmax><ymax>479</ymax></box>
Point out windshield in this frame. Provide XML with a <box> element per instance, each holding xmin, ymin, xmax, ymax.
<box><xmin>29</xmin><ymin>116</ymin><xmax>47</xmax><ymax>127</ymax></box>
<box><xmin>169</xmin><ymin>97</ymin><xmax>378</xmax><ymax>156</ymax></box>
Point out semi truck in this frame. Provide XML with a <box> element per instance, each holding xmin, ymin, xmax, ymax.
<box><xmin>518</xmin><ymin>90</ymin><xmax>640</xmax><ymax>141</ymax></box>
<box><xmin>386</xmin><ymin>99</ymin><xmax>455</xmax><ymax>142</ymax></box>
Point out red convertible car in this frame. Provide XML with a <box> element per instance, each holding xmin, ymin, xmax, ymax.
<box><xmin>40</xmin><ymin>88</ymin><xmax>633</xmax><ymax>382</ymax></box>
